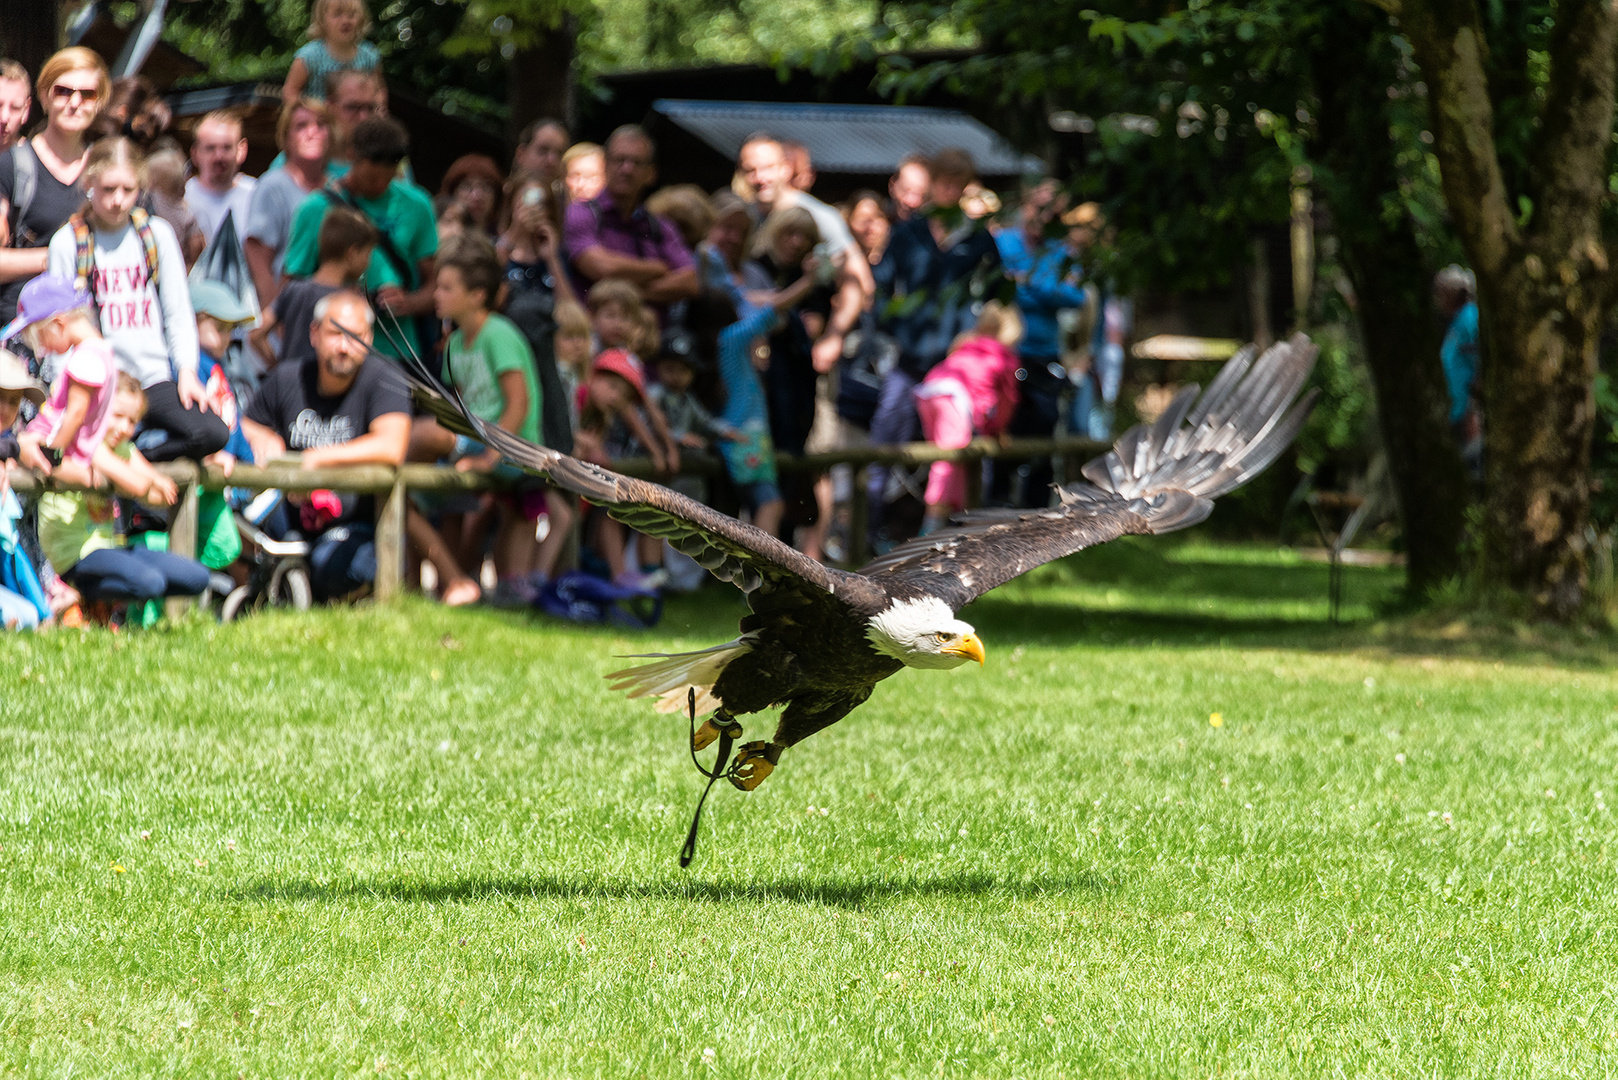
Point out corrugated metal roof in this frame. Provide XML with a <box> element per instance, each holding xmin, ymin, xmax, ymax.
<box><xmin>652</xmin><ymin>99</ymin><xmax>1044</xmax><ymax>176</ymax></box>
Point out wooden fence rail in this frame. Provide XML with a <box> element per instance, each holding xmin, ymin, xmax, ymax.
<box><xmin>5</xmin><ymin>434</ymin><xmax>1110</xmax><ymax>607</ymax></box>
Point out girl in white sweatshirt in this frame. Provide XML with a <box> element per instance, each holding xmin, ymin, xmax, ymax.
<box><xmin>46</xmin><ymin>136</ymin><xmax>228</xmax><ymax>462</ymax></box>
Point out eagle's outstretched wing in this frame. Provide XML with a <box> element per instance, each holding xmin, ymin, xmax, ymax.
<box><xmin>861</xmin><ymin>334</ymin><xmax>1320</xmax><ymax>611</ymax></box>
<box><xmin>381</xmin><ymin>349</ymin><xmax>888</xmax><ymax>615</ymax></box>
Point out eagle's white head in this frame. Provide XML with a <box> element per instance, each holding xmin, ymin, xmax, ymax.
<box><xmin>865</xmin><ymin>596</ymin><xmax>985</xmax><ymax>670</ymax></box>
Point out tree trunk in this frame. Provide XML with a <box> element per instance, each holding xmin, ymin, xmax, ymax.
<box><xmin>1479</xmin><ymin>258</ymin><xmax>1607</xmax><ymax>617</ymax></box>
<box><xmin>507</xmin><ymin>14</ymin><xmax>577</xmax><ymax>140</ymax></box>
<box><xmin>1394</xmin><ymin>0</ymin><xmax>1618</xmax><ymax>620</ymax></box>
<box><xmin>0</xmin><ymin>0</ymin><xmax>61</xmax><ymax>78</ymax></box>
<box><xmin>1309</xmin><ymin>4</ymin><xmax>1467</xmax><ymax>595</ymax></box>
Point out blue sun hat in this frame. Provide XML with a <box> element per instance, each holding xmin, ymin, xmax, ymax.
<box><xmin>0</xmin><ymin>274</ymin><xmax>93</xmax><ymax>343</ymax></box>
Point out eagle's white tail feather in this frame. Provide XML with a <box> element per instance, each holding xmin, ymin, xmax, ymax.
<box><xmin>604</xmin><ymin>636</ymin><xmax>755</xmax><ymax>716</ymax></box>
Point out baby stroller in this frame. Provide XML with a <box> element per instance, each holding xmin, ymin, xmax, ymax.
<box><xmin>219</xmin><ymin>490</ymin><xmax>312</xmax><ymax>622</ymax></box>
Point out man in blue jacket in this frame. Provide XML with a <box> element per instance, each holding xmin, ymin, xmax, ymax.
<box><xmin>994</xmin><ymin>180</ymin><xmax>1087</xmax><ymax>505</ymax></box>
<box><xmin>868</xmin><ymin>148</ymin><xmax>1003</xmax><ymax>549</ymax></box>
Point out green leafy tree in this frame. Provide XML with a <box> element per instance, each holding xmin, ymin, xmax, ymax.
<box><xmin>1386</xmin><ymin>0</ymin><xmax>1618</xmax><ymax>621</ymax></box>
<box><xmin>873</xmin><ymin>0</ymin><xmax>1469</xmax><ymax>594</ymax></box>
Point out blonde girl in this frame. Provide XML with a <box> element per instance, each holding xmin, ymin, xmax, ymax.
<box><xmin>282</xmin><ymin>0</ymin><xmax>381</xmax><ymax>105</ymax></box>
<box><xmin>45</xmin><ymin>137</ymin><xmax>228</xmax><ymax>462</ymax></box>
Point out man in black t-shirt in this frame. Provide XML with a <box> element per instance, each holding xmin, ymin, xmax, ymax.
<box><xmin>242</xmin><ymin>290</ymin><xmax>410</xmax><ymax>599</ymax></box>
<box><xmin>241</xmin><ymin>289</ymin><xmax>482</xmax><ymax>604</ymax></box>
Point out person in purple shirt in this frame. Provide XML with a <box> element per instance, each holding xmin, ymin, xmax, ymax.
<box><xmin>560</xmin><ymin>125</ymin><xmax>697</xmax><ymax>316</ymax></box>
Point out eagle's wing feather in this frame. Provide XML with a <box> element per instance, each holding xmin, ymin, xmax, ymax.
<box><xmin>865</xmin><ymin>333</ymin><xmax>1319</xmax><ymax>611</ymax></box>
<box><xmin>387</xmin><ymin>360</ymin><xmax>888</xmax><ymax>616</ymax></box>
<box><xmin>474</xmin><ymin>418</ymin><xmax>883</xmax><ymax>603</ymax></box>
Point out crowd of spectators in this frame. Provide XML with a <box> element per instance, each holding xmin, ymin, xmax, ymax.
<box><xmin>0</xmin><ymin>17</ymin><xmax>1138</xmax><ymax>633</ymax></box>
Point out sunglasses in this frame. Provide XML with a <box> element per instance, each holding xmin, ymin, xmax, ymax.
<box><xmin>50</xmin><ymin>84</ymin><xmax>100</xmax><ymax>103</ymax></box>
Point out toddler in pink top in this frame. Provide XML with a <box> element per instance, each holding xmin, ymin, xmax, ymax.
<box><xmin>913</xmin><ymin>301</ymin><xmax>1023</xmax><ymax>533</ymax></box>
<box><xmin>2</xmin><ymin>276</ymin><xmax>116</xmax><ymax>468</ymax></box>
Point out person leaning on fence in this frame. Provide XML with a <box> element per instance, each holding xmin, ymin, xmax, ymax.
<box><xmin>281</xmin><ymin>117</ymin><xmax>438</xmax><ymax>362</ymax></box>
<box><xmin>45</xmin><ymin>136</ymin><xmax>230</xmax><ymax>465</ymax></box>
<box><xmin>914</xmin><ymin>301</ymin><xmax>1023</xmax><ymax>535</ymax></box>
<box><xmin>36</xmin><ymin>373</ymin><xmax>205</xmax><ymax>627</ymax></box>
<box><xmin>252</xmin><ymin>204</ymin><xmax>376</xmax><ymax>372</ymax></box>
<box><xmin>5</xmin><ymin>275</ymin><xmax>117</xmax><ymax>477</ymax></box>
<box><xmin>573</xmin><ymin>345</ymin><xmax>669</xmax><ymax>591</ymax></box>
<box><xmin>238</xmin><ymin>290</ymin><xmax>422</xmax><ymax>602</ymax></box>
<box><xmin>585</xmin><ymin>278</ymin><xmax>681</xmax><ymax>473</ymax></box>
<box><xmin>410</xmin><ymin>234</ymin><xmax>552</xmax><ymax>608</ymax></box>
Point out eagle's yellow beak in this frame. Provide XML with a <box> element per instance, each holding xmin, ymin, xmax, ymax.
<box><xmin>944</xmin><ymin>633</ymin><xmax>986</xmax><ymax>665</ymax></box>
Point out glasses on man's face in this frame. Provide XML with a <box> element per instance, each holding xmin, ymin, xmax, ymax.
<box><xmin>606</xmin><ymin>154</ymin><xmax>650</xmax><ymax>169</ymax></box>
<box><xmin>338</xmin><ymin>100</ymin><xmax>378</xmax><ymax>117</ymax></box>
<box><xmin>50</xmin><ymin>84</ymin><xmax>99</xmax><ymax>104</ymax></box>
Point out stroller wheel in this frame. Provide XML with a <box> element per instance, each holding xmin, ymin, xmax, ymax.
<box><xmin>276</xmin><ymin>566</ymin><xmax>313</xmax><ymax>611</ymax></box>
<box><xmin>220</xmin><ymin>584</ymin><xmax>255</xmax><ymax>623</ymax></box>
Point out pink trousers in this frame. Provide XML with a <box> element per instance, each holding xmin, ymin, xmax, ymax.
<box><xmin>915</xmin><ymin>381</ymin><xmax>974</xmax><ymax>511</ymax></box>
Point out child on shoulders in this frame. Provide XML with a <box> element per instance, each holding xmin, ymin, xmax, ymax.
<box><xmin>283</xmin><ymin>0</ymin><xmax>381</xmax><ymax>105</ymax></box>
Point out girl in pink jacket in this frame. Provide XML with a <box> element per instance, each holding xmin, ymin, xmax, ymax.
<box><xmin>912</xmin><ymin>301</ymin><xmax>1023</xmax><ymax>534</ymax></box>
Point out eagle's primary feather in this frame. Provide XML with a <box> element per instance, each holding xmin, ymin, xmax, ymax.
<box><xmin>389</xmin><ymin>333</ymin><xmax>1318</xmax><ymax>770</ymax></box>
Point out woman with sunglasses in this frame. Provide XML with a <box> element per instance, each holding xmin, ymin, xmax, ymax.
<box><xmin>0</xmin><ymin>48</ymin><xmax>108</xmax><ymax>334</ymax></box>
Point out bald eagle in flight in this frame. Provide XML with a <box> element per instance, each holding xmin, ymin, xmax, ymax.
<box><xmin>397</xmin><ymin>334</ymin><xmax>1317</xmax><ymax>792</ymax></box>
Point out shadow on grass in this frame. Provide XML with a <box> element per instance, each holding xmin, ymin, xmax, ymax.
<box><xmin>225</xmin><ymin>869</ymin><xmax>1117</xmax><ymax>909</ymax></box>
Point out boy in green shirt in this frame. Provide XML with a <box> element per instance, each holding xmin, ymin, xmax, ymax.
<box><xmin>415</xmin><ymin>234</ymin><xmax>562</xmax><ymax>606</ymax></box>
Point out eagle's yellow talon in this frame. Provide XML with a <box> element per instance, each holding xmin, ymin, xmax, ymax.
<box><xmin>728</xmin><ymin>741</ymin><xmax>780</xmax><ymax>791</ymax></box>
<box><xmin>692</xmin><ymin>719</ymin><xmax>723</xmax><ymax>752</ymax></box>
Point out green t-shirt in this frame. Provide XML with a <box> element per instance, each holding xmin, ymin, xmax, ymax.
<box><xmin>37</xmin><ymin>446</ymin><xmax>132</xmax><ymax>572</ymax></box>
<box><xmin>282</xmin><ymin>180</ymin><xmax>438</xmax><ymax>357</ymax></box>
<box><xmin>445</xmin><ymin>312</ymin><xmax>543</xmax><ymax>445</ymax></box>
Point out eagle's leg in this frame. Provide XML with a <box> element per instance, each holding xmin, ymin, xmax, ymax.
<box><xmin>692</xmin><ymin>710</ymin><xmax>742</xmax><ymax>752</ymax></box>
<box><xmin>727</xmin><ymin>740</ymin><xmax>783</xmax><ymax>791</ymax></box>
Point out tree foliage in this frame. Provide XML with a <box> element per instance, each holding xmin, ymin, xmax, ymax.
<box><xmin>870</xmin><ymin>0</ymin><xmax>1459</xmax><ymax>296</ymax></box>
<box><xmin>158</xmin><ymin>0</ymin><xmax>892</xmax><ymax>129</ymax></box>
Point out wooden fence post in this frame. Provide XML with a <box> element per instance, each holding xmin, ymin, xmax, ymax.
<box><xmin>964</xmin><ymin>452</ymin><xmax>984</xmax><ymax>509</ymax></box>
<box><xmin>849</xmin><ymin>466</ymin><xmax>869</xmax><ymax>567</ymax></box>
<box><xmin>163</xmin><ymin>465</ymin><xmax>200</xmax><ymax>621</ymax></box>
<box><xmin>375</xmin><ymin>471</ymin><xmax>406</xmax><ymax>601</ymax></box>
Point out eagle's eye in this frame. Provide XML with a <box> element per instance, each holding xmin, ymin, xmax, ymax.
<box><xmin>937</xmin><ymin>632</ymin><xmax>954</xmax><ymax>642</ymax></box>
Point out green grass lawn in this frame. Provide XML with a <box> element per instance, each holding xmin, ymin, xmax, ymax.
<box><xmin>3</xmin><ymin>539</ymin><xmax>1617</xmax><ymax>1077</ymax></box>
